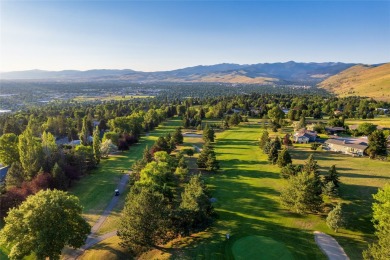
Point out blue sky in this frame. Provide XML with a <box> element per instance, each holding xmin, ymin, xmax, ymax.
<box><xmin>1</xmin><ymin>1</ymin><xmax>389</xmax><ymax>72</ymax></box>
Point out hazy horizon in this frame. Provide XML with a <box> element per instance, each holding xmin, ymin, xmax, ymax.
<box><xmin>1</xmin><ymin>1</ymin><xmax>389</xmax><ymax>72</ymax></box>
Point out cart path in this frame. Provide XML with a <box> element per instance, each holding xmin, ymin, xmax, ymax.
<box><xmin>62</xmin><ymin>173</ymin><xmax>130</xmax><ymax>260</ymax></box>
<box><xmin>314</xmin><ymin>231</ymin><xmax>349</xmax><ymax>260</ymax></box>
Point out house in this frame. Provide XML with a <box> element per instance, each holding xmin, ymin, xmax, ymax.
<box><xmin>293</xmin><ymin>129</ymin><xmax>318</xmax><ymax>143</ymax></box>
<box><xmin>0</xmin><ymin>165</ymin><xmax>9</xmax><ymax>182</ymax></box>
<box><xmin>325</xmin><ymin>126</ymin><xmax>346</xmax><ymax>135</ymax></box>
<box><xmin>324</xmin><ymin>136</ymin><xmax>368</xmax><ymax>156</ymax></box>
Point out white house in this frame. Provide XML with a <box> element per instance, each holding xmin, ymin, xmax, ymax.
<box><xmin>324</xmin><ymin>136</ymin><xmax>368</xmax><ymax>156</ymax></box>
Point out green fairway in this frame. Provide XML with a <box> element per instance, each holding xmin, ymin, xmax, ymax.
<box><xmin>232</xmin><ymin>235</ymin><xmax>294</xmax><ymax>260</ymax></box>
<box><xmin>160</xmin><ymin>122</ymin><xmax>325</xmax><ymax>259</ymax></box>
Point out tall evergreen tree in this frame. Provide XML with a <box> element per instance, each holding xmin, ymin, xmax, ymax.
<box><xmin>92</xmin><ymin>126</ymin><xmax>101</xmax><ymax>164</ymax></box>
<box><xmin>274</xmin><ymin>136</ymin><xmax>282</xmax><ymax>150</ymax></box>
<box><xmin>280</xmin><ymin>172</ymin><xmax>323</xmax><ymax>214</ymax></box>
<box><xmin>79</xmin><ymin>116</ymin><xmax>90</xmax><ymax>146</ymax></box>
<box><xmin>203</xmin><ymin>124</ymin><xmax>215</xmax><ymax>143</ymax></box>
<box><xmin>259</xmin><ymin>130</ymin><xmax>270</xmax><ymax>149</ymax></box>
<box><xmin>51</xmin><ymin>163</ymin><xmax>68</xmax><ymax>190</ymax></box>
<box><xmin>118</xmin><ymin>187</ymin><xmax>171</xmax><ymax>254</ymax></box>
<box><xmin>180</xmin><ymin>175</ymin><xmax>213</xmax><ymax>230</ymax></box>
<box><xmin>277</xmin><ymin>148</ymin><xmax>292</xmax><ymax>168</ymax></box>
<box><xmin>268</xmin><ymin>144</ymin><xmax>279</xmax><ymax>164</ymax></box>
<box><xmin>172</xmin><ymin>127</ymin><xmax>184</xmax><ymax>144</ymax></box>
<box><xmin>324</xmin><ymin>165</ymin><xmax>340</xmax><ymax>187</ymax></box>
<box><xmin>5</xmin><ymin>162</ymin><xmax>25</xmax><ymax>189</ymax></box>
<box><xmin>326</xmin><ymin>203</ymin><xmax>344</xmax><ymax>232</ymax></box>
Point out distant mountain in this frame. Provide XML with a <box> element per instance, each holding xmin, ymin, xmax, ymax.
<box><xmin>0</xmin><ymin>62</ymin><xmax>357</xmax><ymax>84</ymax></box>
<box><xmin>318</xmin><ymin>63</ymin><xmax>390</xmax><ymax>101</ymax></box>
<box><xmin>0</xmin><ymin>69</ymin><xmax>136</xmax><ymax>80</ymax></box>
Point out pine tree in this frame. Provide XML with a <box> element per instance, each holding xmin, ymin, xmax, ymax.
<box><xmin>172</xmin><ymin>127</ymin><xmax>184</xmax><ymax>144</ymax></box>
<box><xmin>205</xmin><ymin>153</ymin><xmax>220</xmax><ymax>171</ymax></box>
<box><xmin>324</xmin><ymin>165</ymin><xmax>339</xmax><ymax>187</ymax></box>
<box><xmin>142</xmin><ymin>145</ymin><xmax>153</xmax><ymax>163</ymax></box>
<box><xmin>79</xmin><ymin>116</ymin><xmax>90</xmax><ymax>146</ymax></box>
<box><xmin>51</xmin><ymin>163</ymin><xmax>68</xmax><ymax>190</ymax></box>
<box><xmin>5</xmin><ymin>162</ymin><xmax>25</xmax><ymax>189</ymax></box>
<box><xmin>180</xmin><ymin>175</ymin><xmax>213</xmax><ymax>229</ymax></box>
<box><xmin>118</xmin><ymin>187</ymin><xmax>171</xmax><ymax>254</ymax></box>
<box><xmin>92</xmin><ymin>126</ymin><xmax>101</xmax><ymax>164</ymax></box>
<box><xmin>203</xmin><ymin>124</ymin><xmax>215</xmax><ymax>143</ymax></box>
<box><xmin>268</xmin><ymin>144</ymin><xmax>278</xmax><ymax>164</ymax></box>
<box><xmin>326</xmin><ymin>204</ymin><xmax>344</xmax><ymax>232</ymax></box>
<box><xmin>303</xmin><ymin>154</ymin><xmax>322</xmax><ymax>196</ymax></box>
<box><xmin>277</xmin><ymin>148</ymin><xmax>292</xmax><ymax>168</ymax></box>
<box><xmin>259</xmin><ymin>130</ymin><xmax>270</xmax><ymax>149</ymax></box>
<box><xmin>274</xmin><ymin>136</ymin><xmax>282</xmax><ymax>150</ymax></box>
<box><xmin>280</xmin><ymin>171</ymin><xmax>323</xmax><ymax>214</ymax></box>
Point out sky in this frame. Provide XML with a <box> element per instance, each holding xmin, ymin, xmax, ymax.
<box><xmin>0</xmin><ymin>0</ymin><xmax>389</xmax><ymax>72</ymax></box>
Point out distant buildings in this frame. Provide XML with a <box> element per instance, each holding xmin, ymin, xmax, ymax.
<box><xmin>324</xmin><ymin>136</ymin><xmax>368</xmax><ymax>156</ymax></box>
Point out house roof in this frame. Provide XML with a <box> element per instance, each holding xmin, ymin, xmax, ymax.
<box><xmin>295</xmin><ymin>129</ymin><xmax>317</xmax><ymax>137</ymax></box>
<box><xmin>325</xmin><ymin>126</ymin><xmax>345</xmax><ymax>132</ymax></box>
<box><xmin>325</xmin><ymin>136</ymin><xmax>368</xmax><ymax>151</ymax></box>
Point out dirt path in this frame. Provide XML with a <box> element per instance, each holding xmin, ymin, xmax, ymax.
<box><xmin>62</xmin><ymin>173</ymin><xmax>130</xmax><ymax>260</ymax></box>
<box><xmin>314</xmin><ymin>231</ymin><xmax>349</xmax><ymax>260</ymax></box>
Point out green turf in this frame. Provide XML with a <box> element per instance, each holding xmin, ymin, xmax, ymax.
<box><xmin>164</xmin><ymin>120</ymin><xmax>389</xmax><ymax>259</ymax></box>
<box><xmin>165</xmin><ymin>121</ymin><xmax>326</xmax><ymax>259</ymax></box>
<box><xmin>232</xmin><ymin>235</ymin><xmax>294</xmax><ymax>260</ymax></box>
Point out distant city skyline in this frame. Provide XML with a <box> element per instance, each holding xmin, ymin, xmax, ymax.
<box><xmin>1</xmin><ymin>1</ymin><xmax>389</xmax><ymax>72</ymax></box>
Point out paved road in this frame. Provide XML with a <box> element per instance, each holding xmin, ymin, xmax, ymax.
<box><xmin>63</xmin><ymin>173</ymin><xmax>130</xmax><ymax>260</ymax></box>
<box><xmin>314</xmin><ymin>231</ymin><xmax>349</xmax><ymax>260</ymax></box>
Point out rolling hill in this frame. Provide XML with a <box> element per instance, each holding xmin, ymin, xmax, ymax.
<box><xmin>318</xmin><ymin>63</ymin><xmax>390</xmax><ymax>101</ymax></box>
<box><xmin>0</xmin><ymin>62</ymin><xmax>355</xmax><ymax>84</ymax></box>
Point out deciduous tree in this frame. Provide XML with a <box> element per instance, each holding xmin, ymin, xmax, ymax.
<box><xmin>0</xmin><ymin>189</ymin><xmax>90</xmax><ymax>260</ymax></box>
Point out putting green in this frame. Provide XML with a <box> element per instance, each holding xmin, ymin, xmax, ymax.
<box><xmin>231</xmin><ymin>235</ymin><xmax>294</xmax><ymax>260</ymax></box>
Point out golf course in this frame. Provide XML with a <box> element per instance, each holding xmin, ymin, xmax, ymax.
<box><xmin>75</xmin><ymin>118</ymin><xmax>389</xmax><ymax>259</ymax></box>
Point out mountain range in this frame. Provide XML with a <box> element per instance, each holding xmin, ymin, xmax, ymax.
<box><xmin>0</xmin><ymin>61</ymin><xmax>357</xmax><ymax>84</ymax></box>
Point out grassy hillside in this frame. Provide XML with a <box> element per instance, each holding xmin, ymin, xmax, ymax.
<box><xmin>318</xmin><ymin>63</ymin><xmax>390</xmax><ymax>101</ymax></box>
